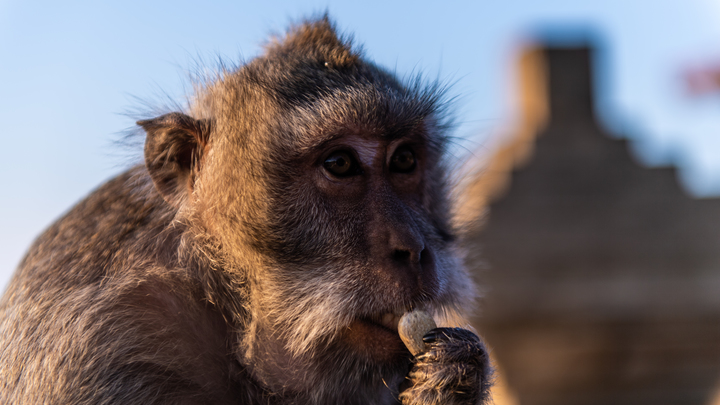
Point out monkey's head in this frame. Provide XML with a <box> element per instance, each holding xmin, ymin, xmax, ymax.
<box><xmin>139</xmin><ymin>17</ymin><xmax>476</xmax><ymax>401</ymax></box>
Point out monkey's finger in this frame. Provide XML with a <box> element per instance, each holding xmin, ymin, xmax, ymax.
<box><xmin>416</xmin><ymin>327</ymin><xmax>487</xmax><ymax>365</ymax></box>
<box><xmin>422</xmin><ymin>327</ymin><xmax>481</xmax><ymax>345</ymax></box>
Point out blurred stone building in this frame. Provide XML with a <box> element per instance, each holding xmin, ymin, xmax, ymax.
<box><xmin>462</xmin><ymin>43</ymin><xmax>720</xmax><ymax>405</ymax></box>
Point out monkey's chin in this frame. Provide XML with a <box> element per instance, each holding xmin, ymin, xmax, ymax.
<box><xmin>342</xmin><ymin>318</ymin><xmax>410</xmax><ymax>363</ymax></box>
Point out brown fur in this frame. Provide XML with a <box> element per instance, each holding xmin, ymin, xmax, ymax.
<box><xmin>0</xmin><ymin>17</ymin><xmax>491</xmax><ymax>404</ymax></box>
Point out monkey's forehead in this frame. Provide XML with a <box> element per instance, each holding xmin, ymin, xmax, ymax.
<box><xmin>286</xmin><ymin>76</ymin><xmax>443</xmax><ymax>125</ymax></box>
<box><xmin>273</xmin><ymin>93</ymin><xmax>444</xmax><ymax>153</ymax></box>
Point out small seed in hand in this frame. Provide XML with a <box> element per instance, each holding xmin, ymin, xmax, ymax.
<box><xmin>398</xmin><ymin>310</ymin><xmax>436</xmax><ymax>356</ymax></box>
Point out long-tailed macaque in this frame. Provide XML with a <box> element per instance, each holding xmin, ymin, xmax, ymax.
<box><xmin>0</xmin><ymin>17</ymin><xmax>491</xmax><ymax>405</ymax></box>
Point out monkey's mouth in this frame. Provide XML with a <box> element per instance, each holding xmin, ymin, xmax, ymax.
<box><xmin>366</xmin><ymin>312</ymin><xmax>403</xmax><ymax>332</ymax></box>
<box><xmin>343</xmin><ymin>308</ymin><xmax>412</xmax><ymax>361</ymax></box>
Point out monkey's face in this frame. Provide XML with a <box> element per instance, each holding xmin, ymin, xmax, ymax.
<box><xmin>292</xmin><ymin>131</ymin><xmax>436</xmax><ymax>356</ymax></box>
<box><xmin>321</xmin><ymin>136</ymin><xmax>441</xmax><ymax>347</ymax></box>
<box><xmin>141</xmin><ymin>35</ymin><xmax>475</xmax><ymax>398</ymax></box>
<box><xmin>205</xmin><ymin>81</ymin><xmax>477</xmax><ymax>390</ymax></box>
<box><xmin>220</xmin><ymin>114</ymin><xmax>470</xmax><ymax>394</ymax></box>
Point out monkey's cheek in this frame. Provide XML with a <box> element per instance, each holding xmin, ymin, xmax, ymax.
<box><xmin>341</xmin><ymin>319</ymin><xmax>409</xmax><ymax>363</ymax></box>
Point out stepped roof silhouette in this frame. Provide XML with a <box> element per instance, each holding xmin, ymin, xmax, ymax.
<box><xmin>465</xmin><ymin>43</ymin><xmax>720</xmax><ymax>405</ymax></box>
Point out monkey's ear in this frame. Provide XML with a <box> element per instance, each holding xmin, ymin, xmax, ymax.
<box><xmin>138</xmin><ymin>112</ymin><xmax>211</xmax><ymax>208</ymax></box>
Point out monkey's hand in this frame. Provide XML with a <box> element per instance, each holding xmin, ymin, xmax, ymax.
<box><xmin>399</xmin><ymin>328</ymin><xmax>492</xmax><ymax>405</ymax></box>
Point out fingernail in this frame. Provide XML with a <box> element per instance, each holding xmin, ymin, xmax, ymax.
<box><xmin>422</xmin><ymin>330</ymin><xmax>439</xmax><ymax>343</ymax></box>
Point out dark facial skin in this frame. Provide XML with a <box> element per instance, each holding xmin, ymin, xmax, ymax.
<box><xmin>313</xmin><ymin>133</ymin><xmax>432</xmax><ymax>355</ymax></box>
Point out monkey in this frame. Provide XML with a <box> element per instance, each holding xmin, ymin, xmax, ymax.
<box><xmin>0</xmin><ymin>17</ymin><xmax>492</xmax><ymax>405</ymax></box>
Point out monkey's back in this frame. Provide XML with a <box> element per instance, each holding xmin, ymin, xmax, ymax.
<box><xmin>0</xmin><ymin>167</ymin><xmax>239</xmax><ymax>404</ymax></box>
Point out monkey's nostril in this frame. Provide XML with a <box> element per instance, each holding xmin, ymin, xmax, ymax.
<box><xmin>393</xmin><ymin>249</ymin><xmax>411</xmax><ymax>262</ymax></box>
<box><xmin>419</xmin><ymin>248</ymin><xmax>432</xmax><ymax>267</ymax></box>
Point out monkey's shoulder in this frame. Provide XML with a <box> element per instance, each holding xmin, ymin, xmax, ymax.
<box><xmin>7</xmin><ymin>166</ymin><xmax>175</xmax><ymax>296</ymax></box>
<box><xmin>0</xmin><ymin>166</ymin><xmax>242</xmax><ymax>403</ymax></box>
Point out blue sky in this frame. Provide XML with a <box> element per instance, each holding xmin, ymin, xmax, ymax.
<box><xmin>2</xmin><ymin>0</ymin><xmax>720</xmax><ymax>288</ymax></box>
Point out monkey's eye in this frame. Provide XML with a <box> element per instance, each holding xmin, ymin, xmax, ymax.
<box><xmin>389</xmin><ymin>146</ymin><xmax>416</xmax><ymax>173</ymax></box>
<box><xmin>323</xmin><ymin>151</ymin><xmax>360</xmax><ymax>177</ymax></box>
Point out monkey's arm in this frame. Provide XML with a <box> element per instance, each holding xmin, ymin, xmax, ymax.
<box><xmin>399</xmin><ymin>328</ymin><xmax>493</xmax><ymax>405</ymax></box>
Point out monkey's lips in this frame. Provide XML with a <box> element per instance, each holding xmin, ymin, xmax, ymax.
<box><xmin>343</xmin><ymin>311</ymin><xmax>408</xmax><ymax>361</ymax></box>
<box><xmin>369</xmin><ymin>312</ymin><xmax>402</xmax><ymax>332</ymax></box>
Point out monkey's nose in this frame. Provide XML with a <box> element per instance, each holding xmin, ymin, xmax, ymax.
<box><xmin>391</xmin><ymin>247</ymin><xmax>438</xmax><ymax>296</ymax></box>
<box><xmin>388</xmin><ymin>221</ymin><xmax>425</xmax><ymax>274</ymax></box>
